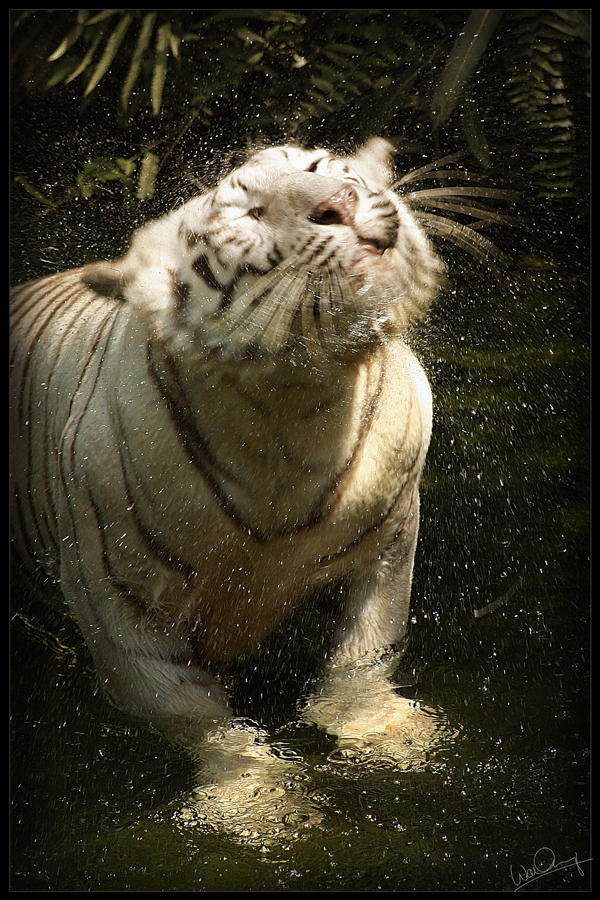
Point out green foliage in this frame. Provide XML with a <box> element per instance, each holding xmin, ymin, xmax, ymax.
<box><xmin>430</xmin><ymin>10</ymin><xmax>505</xmax><ymax>137</ymax></box>
<box><xmin>504</xmin><ymin>10</ymin><xmax>590</xmax><ymax>199</ymax></box>
<box><xmin>11</xmin><ymin>9</ymin><xmax>589</xmax><ymax>215</ymax></box>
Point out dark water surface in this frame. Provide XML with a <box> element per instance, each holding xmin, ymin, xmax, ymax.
<box><xmin>11</xmin><ymin>250</ymin><xmax>589</xmax><ymax>890</ymax></box>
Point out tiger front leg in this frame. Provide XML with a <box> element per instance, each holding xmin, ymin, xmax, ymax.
<box><xmin>332</xmin><ymin>486</ymin><xmax>420</xmax><ymax>661</ymax></box>
<box><xmin>302</xmin><ymin>488</ymin><xmax>424</xmax><ymax>749</ymax></box>
<box><xmin>57</xmin><ymin>552</ymin><xmax>233</xmax><ymax>728</ymax></box>
<box><xmin>66</xmin><ymin>591</ymin><xmax>233</xmax><ymax>728</ymax></box>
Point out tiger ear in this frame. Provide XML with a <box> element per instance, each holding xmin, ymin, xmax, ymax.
<box><xmin>350</xmin><ymin>138</ymin><xmax>396</xmax><ymax>189</ymax></box>
<box><xmin>81</xmin><ymin>260</ymin><xmax>128</xmax><ymax>300</ymax></box>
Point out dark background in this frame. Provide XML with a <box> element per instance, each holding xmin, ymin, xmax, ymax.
<box><xmin>11</xmin><ymin>10</ymin><xmax>589</xmax><ymax>891</ymax></box>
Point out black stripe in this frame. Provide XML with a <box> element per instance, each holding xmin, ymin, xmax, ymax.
<box><xmin>12</xmin><ymin>274</ymin><xmax>120</xmax><ymax>579</ymax></box>
<box><xmin>57</xmin><ymin>303</ymin><xmax>125</xmax><ymax>549</ymax></box>
<box><xmin>192</xmin><ymin>253</ymin><xmax>224</xmax><ymax>294</ymax></box>
<box><xmin>82</xmin><ymin>480</ymin><xmax>149</xmax><ymax>611</ymax></box>
<box><xmin>10</xmin><ymin>488</ymin><xmax>54</xmax><ymax>577</ymax></box>
<box><xmin>231</xmin><ymin>176</ymin><xmax>251</xmax><ymax>192</ymax></box>
<box><xmin>147</xmin><ymin>341</ymin><xmax>260</xmax><ymax>534</ymax></box>
<box><xmin>13</xmin><ymin>279</ymin><xmax>88</xmax><ymax>431</ymax></box>
<box><xmin>41</xmin><ymin>292</ymin><xmax>118</xmax><ymax>541</ymax></box>
<box><xmin>146</xmin><ymin>341</ymin><xmax>394</xmax><ymax>546</ymax></box>
<box><xmin>111</xmin><ymin>403</ymin><xmax>198</xmax><ymax>581</ymax></box>
<box><xmin>323</xmin><ymin>482</ymin><xmax>418</xmax><ymax>570</ymax></box>
<box><xmin>148</xmin><ymin>341</ymin><xmax>342</xmax><ymax>540</ymax></box>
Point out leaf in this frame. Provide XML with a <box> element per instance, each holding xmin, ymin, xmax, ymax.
<box><xmin>542</xmin><ymin>9</ymin><xmax>590</xmax><ymax>42</ymax></box>
<box><xmin>64</xmin><ymin>26</ymin><xmax>107</xmax><ymax>85</ymax></box>
<box><xmin>120</xmin><ymin>12</ymin><xmax>157</xmax><ymax>113</ymax></box>
<box><xmin>151</xmin><ymin>22</ymin><xmax>171</xmax><ymax>116</ymax></box>
<box><xmin>46</xmin><ymin>57</ymin><xmax>82</xmax><ymax>89</ymax></box>
<box><xmin>321</xmin><ymin>48</ymin><xmax>357</xmax><ymax>69</ymax></box>
<box><xmin>136</xmin><ymin>151</ymin><xmax>159</xmax><ymax>200</ymax></box>
<box><xmin>116</xmin><ymin>157</ymin><xmax>136</xmax><ymax>177</ymax></box>
<box><xmin>430</xmin><ymin>9</ymin><xmax>504</xmax><ymax>130</ymax></box>
<box><xmin>48</xmin><ymin>20</ymin><xmax>86</xmax><ymax>61</ymax></box>
<box><xmin>14</xmin><ymin>175</ymin><xmax>58</xmax><ymax>208</ymax></box>
<box><xmin>85</xmin><ymin>10</ymin><xmax>121</xmax><ymax>28</ymax></box>
<box><xmin>235</xmin><ymin>26</ymin><xmax>265</xmax><ymax>44</ymax></box>
<box><xmin>84</xmin><ymin>12</ymin><xmax>133</xmax><ymax>97</ymax></box>
<box><xmin>311</xmin><ymin>76</ymin><xmax>335</xmax><ymax>94</ymax></box>
<box><xmin>325</xmin><ymin>42</ymin><xmax>363</xmax><ymax>57</ymax></box>
<box><xmin>169</xmin><ymin>31</ymin><xmax>181</xmax><ymax>59</ymax></box>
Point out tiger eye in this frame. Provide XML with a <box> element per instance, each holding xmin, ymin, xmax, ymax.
<box><xmin>247</xmin><ymin>206</ymin><xmax>266</xmax><ymax>220</ymax></box>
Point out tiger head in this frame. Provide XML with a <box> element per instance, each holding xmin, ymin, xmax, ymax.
<box><xmin>84</xmin><ymin>139</ymin><xmax>443</xmax><ymax>360</ymax></box>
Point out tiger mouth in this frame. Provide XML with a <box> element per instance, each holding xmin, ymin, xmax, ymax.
<box><xmin>353</xmin><ymin>238</ymin><xmax>386</xmax><ymax>264</ymax></box>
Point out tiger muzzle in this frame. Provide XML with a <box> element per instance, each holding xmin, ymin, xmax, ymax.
<box><xmin>309</xmin><ymin>186</ymin><xmax>358</xmax><ymax>228</ymax></box>
<box><xmin>309</xmin><ymin>185</ymin><xmax>399</xmax><ymax>264</ymax></box>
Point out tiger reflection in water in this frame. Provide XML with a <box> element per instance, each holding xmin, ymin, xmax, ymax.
<box><xmin>12</xmin><ymin>139</ymin><xmax>454</xmax><ymax>838</ymax></box>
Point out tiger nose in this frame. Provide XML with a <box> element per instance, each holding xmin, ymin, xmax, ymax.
<box><xmin>309</xmin><ymin>186</ymin><xmax>358</xmax><ymax>227</ymax></box>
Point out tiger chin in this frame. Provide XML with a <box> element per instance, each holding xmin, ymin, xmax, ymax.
<box><xmin>11</xmin><ymin>139</ymin><xmax>443</xmax><ymax>746</ymax></box>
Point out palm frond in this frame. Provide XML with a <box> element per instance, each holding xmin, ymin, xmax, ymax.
<box><xmin>504</xmin><ymin>10</ymin><xmax>589</xmax><ymax>200</ymax></box>
<box><xmin>430</xmin><ymin>10</ymin><xmax>504</xmax><ymax>134</ymax></box>
<box><xmin>11</xmin><ymin>9</ymin><xmax>588</xmax><ymax>225</ymax></box>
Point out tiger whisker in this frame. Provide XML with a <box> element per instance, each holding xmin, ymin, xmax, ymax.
<box><xmin>410</xmin><ymin>198</ymin><xmax>516</xmax><ymax>228</ymax></box>
<box><xmin>394</xmin><ymin>159</ymin><xmax>518</xmax><ymax>267</ymax></box>
<box><xmin>415</xmin><ymin>212</ymin><xmax>509</xmax><ymax>264</ymax></box>
<box><xmin>394</xmin><ymin>151</ymin><xmax>468</xmax><ymax>186</ymax></box>
<box><xmin>405</xmin><ymin>185</ymin><xmax>517</xmax><ymax>204</ymax></box>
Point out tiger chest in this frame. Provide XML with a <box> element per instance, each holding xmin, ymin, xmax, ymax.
<box><xmin>101</xmin><ymin>338</ymin><xmax>430</xmax><ymax>659</ymax></box>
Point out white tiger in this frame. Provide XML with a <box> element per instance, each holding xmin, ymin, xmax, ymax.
<box><xmin>10</xmin><ymin>139</ymin><xmax>443</xmax><ymax>729</ymax></box>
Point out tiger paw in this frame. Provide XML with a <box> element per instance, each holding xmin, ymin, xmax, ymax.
<box><xmin>302</xmin><ymin>654</ymin><xmax>454</xmax><ymax>767</ymax></box>
<box><xmin>173</xmin><ymin>722</ymin><xmax>323</xmax><ymax>846</ymax></box>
